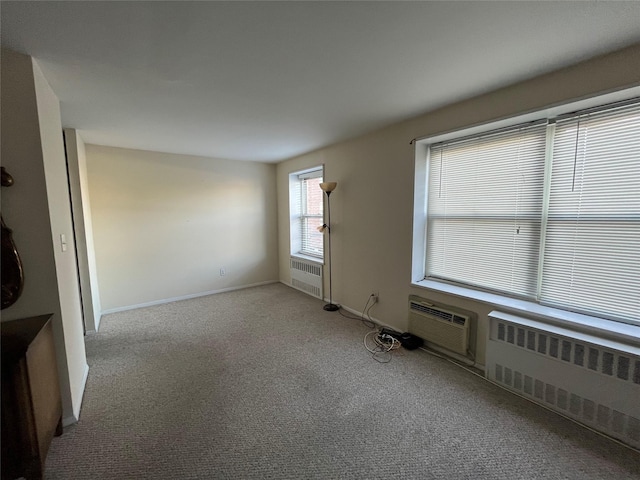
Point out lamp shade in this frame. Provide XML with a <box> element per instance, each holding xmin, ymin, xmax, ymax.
<box><xmin>320</xmin><ymin>182</ymin><xmax>337</xmax><ymax>193</ymax></box>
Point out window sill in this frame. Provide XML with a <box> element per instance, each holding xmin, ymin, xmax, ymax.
<box><xmin>290</xmin><ymin>253</ymin><xmax>324</xmax><ymax>265</ymax></box>
<box><xmin>412</xmin><ymin>279</ymin><xmax>640</xmax><ymax>346</ymax></box>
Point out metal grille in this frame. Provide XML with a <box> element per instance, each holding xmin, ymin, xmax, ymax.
<box><xmin>290</xmin><ymin>257</ymin><xmax>323</xmax><ymax>299</ymax></box>
<box><xmin>487</xmin><ymin>311</ymin><xmax>640</xmax><ymax>449</ymax></box>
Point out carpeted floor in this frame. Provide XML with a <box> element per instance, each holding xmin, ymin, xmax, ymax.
<box><xmin>45</xmin><ymin>283</ymin><xmax>640</xmax><ymax>479</ymax></box>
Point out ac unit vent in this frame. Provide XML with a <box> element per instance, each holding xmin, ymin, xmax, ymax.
<box><xmin>408</xmin><ymin>296</ymin><xmax>471</xmax><ymax>356</ymax></box>
<box><xmin>410</xmin><ymin>302</ymin><xmax>468</xmax><ymax>326</ymax></box>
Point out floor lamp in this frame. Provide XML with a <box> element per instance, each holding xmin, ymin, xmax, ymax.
<box><xmin>318</xmin><ymin>182</ymin><xmax>339</xmax><ymax>311</ymax></box>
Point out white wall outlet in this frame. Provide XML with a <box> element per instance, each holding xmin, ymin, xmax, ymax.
<box><xmin>219</xmin><ymin>267</ymin><xmax>226</xmax><ymax>276</ymax></box>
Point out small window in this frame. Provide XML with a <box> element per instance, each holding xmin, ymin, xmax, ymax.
<box><xmin>289</xmin><ymin>167</ymin><xmax>324</xmax><ymax>259</ymax></box>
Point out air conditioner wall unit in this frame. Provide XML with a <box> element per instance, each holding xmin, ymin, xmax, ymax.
<box><xmin>408</xmin><ymin>295</ymin><xmax>471</xmax><ymax>356</ymax></box>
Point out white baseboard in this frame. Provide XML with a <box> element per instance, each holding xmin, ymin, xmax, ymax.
<box><xmin>84</xmin><ymin>314</ymin><xmax>103</xmax><ymax>335</ymax></box>
<box><xmin>63</xmin><ymin>415</ymin><xmax>77</xmax><ymax>427</ymax></box>
<box><xmin>337</xmin><ymin>303</ymin><xmax>388</xmax><ymax>328</ymax></box>
<box><xmin>101</xmin><ymin>280</ymin><xmax>278</xmax><ymax>315</ymax></box>
<box><xmin>95</xmin><ymin>312</ymin><xmax>102</xmax><ymax>332</ymax></box>
<box><xmin>420</xmin><ymin>342</ymin><xmax>486</xmax><ymax>372</ymax></box>
<box><xmin>63</xmin><ymin>362</ymin><xmax>89</xmax><ymax>426</ymax></box>
<box><xmin>280</xmin><ymin>282</ymin><xmax>384</xmax><ymax>326</ymax></box>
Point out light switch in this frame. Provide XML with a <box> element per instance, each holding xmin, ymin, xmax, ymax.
<box><xmin>60</xmin><ymin>234</ymin><xmax>67</xmax><ymax>252</ymax></box>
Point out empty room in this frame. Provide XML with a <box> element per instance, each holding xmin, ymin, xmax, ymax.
<box><xmin>1</xmin><ymin>2</ymin><xmax>639</xmax><ymax>479</ymax></box>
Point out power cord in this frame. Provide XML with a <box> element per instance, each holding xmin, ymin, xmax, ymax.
<box><xmin>338</xmin><ymin>294</ymin><xmax>376</xmax><ymax>329</ymax></box>
<box><xmin>363</xmin><ymin>329</ymin><xmax>402</xmax><ymax>363</ymax></box>
<box><xmin>339</xmin><ymin>293</ymin><xmax>405</xmax><ymax>363</ymax></box>
<box><xmin>361</xmin><ymin>296</ymin><xmax>377</xmax><ymax>329</ymax></box>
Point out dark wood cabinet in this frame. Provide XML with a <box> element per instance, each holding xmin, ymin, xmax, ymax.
<box><xmin>1</xmin><ymin>315</ymin><xmax>63</xmax><ymax>480</ymax></box>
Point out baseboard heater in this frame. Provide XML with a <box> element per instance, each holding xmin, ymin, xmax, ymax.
<box><xmin>290</xmin><ymin>257</ymin><xmax>323</xmax><ymax>300</ymax></box>
<box><xmin>408</xmin><ymin>296</ymin><xmax>470</xmax><ymax>356</ymax></box>
<box><xmin>486</xmin><ymin>311</ymin><xmax>640</xmax><ymax>449</ymax></box>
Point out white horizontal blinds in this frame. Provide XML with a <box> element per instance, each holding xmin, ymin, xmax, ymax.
<box><xmin>300</xmin><ymin>171</ymin><xmax>324</xmax><ymax>257</ymax></box>
<box><xmin>290</xmin><ymin>179</ymin><xmax>302</xmax><ymax>253</ymax></box>
<box><xmin>541</xmin><ymin>101</ymin><xmax>640</xmax><ymax>323</ymax></box>
<box><xmin>427</xmin><ymin>123</ymin><xmax>547</xmax><ymax>297</ymax></box>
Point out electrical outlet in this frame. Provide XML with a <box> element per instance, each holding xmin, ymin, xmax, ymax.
<box><xmin>219</xmin><ymin>267</ymin><xmax>226</xmax><ymax>277</ymax></box>
<box><xmin>370</xmin><ymin>292</ymin><xmax>378</xmax><ymax>303</ymax></box>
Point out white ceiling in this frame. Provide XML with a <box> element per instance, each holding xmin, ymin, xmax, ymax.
<box><xmin>2</xmin><ymin>1</ymin><xmax>640</xmax><ymax>163</ymax></box>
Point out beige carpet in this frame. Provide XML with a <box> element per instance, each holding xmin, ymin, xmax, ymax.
<box><xmin>45</xmin><ymin>283</ymin><xmax>640</xmax><ymax>479</ymax></box>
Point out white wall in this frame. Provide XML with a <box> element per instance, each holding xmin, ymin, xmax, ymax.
<box><xmin>1</xmin><ymin>49</ymin><xmax>58</xmax><ymax>322</ymax></box>
<box><xmin>85</xmin><ymin>145</ymin><xmax>279</xmax><ymax>312</ymax></box>
<box><xmin>277</xmin><ymin>44</ymin><xmax>640</xmax><ymax>366</ymax></box>
<box><xmin>64</xmin><ymin>128</ymin><xmax>102</xmax><ymax>332</ymax></box>
<box><xmin>32</xmin><ymin>60</ymin><xmax>88</xmax><ymax>423</ymax></box>
<box><xmin>1</xmin><ymin>49</ymin><xmax>88</xmax><ymax>424</ymax></box>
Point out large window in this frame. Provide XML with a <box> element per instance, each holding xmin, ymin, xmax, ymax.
<box><xmin>289</xmin><ymin>167</ymin><xmax>324</xmax><ymax>259</ymax></box>
<box><xmin>422</xmin><ymin>98</ymin><xmax>640</xmax><ymax>325</ymax></box>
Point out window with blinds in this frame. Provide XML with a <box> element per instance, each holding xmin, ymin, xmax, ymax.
<box><xmin>541</xmin><ymin>102</ymin><xmax>640</xmax><ymax>323</ymax></box>
<box><xmin>425</xmin><ymin>99</ymin><xmax>640</xmax><ymax>324</ymax></box>
<box><xmin>289</xmin><ymin>167</ymin><xmax>324</xmax><ymax>259</ymax></box>
<box><xmin>427</xmin><ymin>123</ymin><xmax>547</xmax><ymax>298</ymax></box>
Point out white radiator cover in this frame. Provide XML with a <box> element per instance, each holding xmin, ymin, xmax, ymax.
<box><xmin>486</xmin><ymin>311</ymin><xmax>640</xmax><ymax>449</ymax></box>
<box><xmin>290</xmin><ymin>257</ymin><xmax>323</xmax><ymax>299</ymax></box>
<box><xmin>408</xmin><ymin>296</ymin><xmax>470</xmax><ymax>356</ymax></box>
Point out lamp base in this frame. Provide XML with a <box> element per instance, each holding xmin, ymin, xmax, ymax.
<box><xmin>323</xmin><ymin>303</ymin><xmax>340</xmax><ymax>312</ymax></box>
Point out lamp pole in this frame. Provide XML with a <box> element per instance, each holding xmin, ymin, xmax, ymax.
<box><xmin>320</xmin><ymin>182</ymin><xmax>339</xmax><ymax>311</ymax></box>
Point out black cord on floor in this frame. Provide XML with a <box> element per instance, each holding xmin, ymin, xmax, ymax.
<box><xmin>337</xmin><ymin>294</ymin><xmax>406</xmax><ymax>363</ymax></box>
<box><xmin>338</xmin><ymin>295</ymin><xmax>376</xmax><ymax>329</ymax></box>
<box><xmin>363</xmin><ymin>329</ymin><xmax>402</xmax><ymax>363</ymax></box>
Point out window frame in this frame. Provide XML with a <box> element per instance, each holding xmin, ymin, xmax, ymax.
<box><xmin>411</xmin><ymin>86</ymin><xmax>640</xmax><ymax>331</ymax></box>
<box><xmin>289</xmin><ymin>166</ymin><xmax>324</xmax><ymax>262</ymax></box>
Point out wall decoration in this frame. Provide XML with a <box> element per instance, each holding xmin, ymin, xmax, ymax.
<box><xmin>1</xmin><ymin>167</ymin><xmax>24</xmax><ymax>309</ymax></box>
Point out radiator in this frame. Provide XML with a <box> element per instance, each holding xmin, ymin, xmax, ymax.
<box><xmin>408</xmin><ymin>296</ymin><xmax>470</xmax><ymax>356</ymax></box>
<box><xmin>290</xmin><ymin>257</ymin><xmax>323</xmax><ymax>299</ymax></box>
<box><xmin>486</xmin><ymin>311</ymin><xmax>640</xmax><ymax>449</ymax></box>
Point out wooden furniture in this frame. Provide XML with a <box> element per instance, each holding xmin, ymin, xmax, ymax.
<box><xmin>1</xmin><ymin>314</ymin><xmax>63</xmax><ymax>480</ymax></box>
